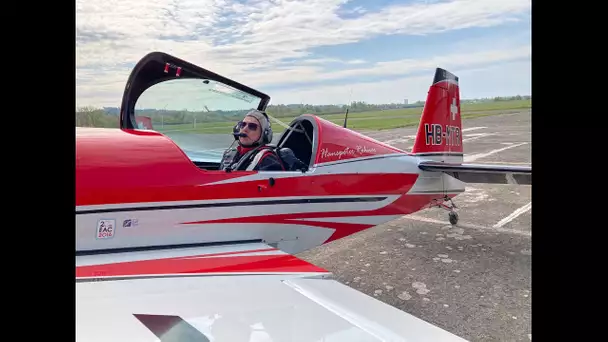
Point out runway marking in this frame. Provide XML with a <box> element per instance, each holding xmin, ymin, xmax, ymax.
<box><xmin>464</xmin><ymin>142</ymin><xmax>528</xmax><ymax>162</ymax></box>
<box><xmin>462</xmin><ymin>133</ymin><xmax>495</xmax><ymax>143</ymax></box>
<box><xmin>401</xmin><ymin>215</ymin><xmax>531</xmax><ymax>237</ymax></box>
<box><xmin>461</xmin><ymin>127</ymin><xmax>487</xmax><ymax>132</ymax></box>
<box><xmin>382</xmin><ymin>135</ymin><xmax>416</xmax><ymax>145</ymax></box>
<box><xmin>494</xmin><ymin>202</ymin><xmax>532</xmax><ymax>228</ymax></box>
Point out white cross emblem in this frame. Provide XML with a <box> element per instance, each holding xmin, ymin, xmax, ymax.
<box><xmin>450</xmin><ymin>98</ymin><xmax>458</xmax><ymax>121</ymax></box>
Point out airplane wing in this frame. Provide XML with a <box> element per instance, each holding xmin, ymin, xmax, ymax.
<box><xmin>76</xmin><ymin>242</ymin><xmax>468</xmax><ymax>341</ymax></box>
<box><xmin>418</xmin><ymin>161</ymin><xmax>531</xmax><ymax>185</ymax></box>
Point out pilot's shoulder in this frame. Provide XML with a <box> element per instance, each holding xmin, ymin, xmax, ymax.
<box><xmin>257</xmin><ymin>149</ymin><xmax>284</xmax><ymax>170</ymax></box>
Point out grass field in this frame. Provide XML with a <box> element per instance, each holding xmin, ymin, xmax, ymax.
<box><xmin>154</xmin><ymin>99</ymin><xmax>531</xmax><ymax>134</ymax></box>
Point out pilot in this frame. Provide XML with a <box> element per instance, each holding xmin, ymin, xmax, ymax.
<box><xmin>219</xmin><ymin>109</ymin><xmax>285</xmax><ymax>171</ymax></box>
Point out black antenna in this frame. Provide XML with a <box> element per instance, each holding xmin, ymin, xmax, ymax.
<box><xmin>343</xmin><ymin>108</ymin><xmax>349</xmax><ymax>128</ymax></box>
<box><xmin>344</xmin><ymin>88</ymin><xmax>352</xmax><ymax>128</ymax></box>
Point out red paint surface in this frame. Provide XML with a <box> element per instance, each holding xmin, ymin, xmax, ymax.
<box><xmin>76</xmin><ymin>127</ymin><xmax>416</xmax><ymax>206</ymax></box>
<box><xmin>412</xmin><ymin>80</ymin><xmax>463</xmax><ymax>154</ymax></box>
<box><xmin>76</xmin><ymin>127</ymin><xmax>418</xmax><ymax>206</ymax></box>
<box><xmin>76</xmin><ymin>253</ymin><xmax>328</xmax><ymax>278</ymax></box>
<box><xmin>311</xmin><ymin>115</ymin><xmax>405</xmax><ymax>164</ymax></box>
<box><xmin>76</xmin><ymin>127</ymin><xmax>252</xmax><ymax>206</ymax></box>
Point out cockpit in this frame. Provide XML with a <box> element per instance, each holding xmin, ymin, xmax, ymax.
<box><xmin>132</xmin><ymin>77</ymin><xmax>317</xmax><ymax>172</ymax></box>
<box><xmin>121</xmin><ymin>52</ymin><xmax>319</xmax><ymax>173</ymax></box>
<box><xmin>274</xmin><ymin>116</ymin><xmax>317</xmax><ymax>169</ymax></box>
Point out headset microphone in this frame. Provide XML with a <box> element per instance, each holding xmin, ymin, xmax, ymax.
<box><xmin>232</xmin><ymin>123</ymin><xmax>247</xmax><ymax>138</ymax></box>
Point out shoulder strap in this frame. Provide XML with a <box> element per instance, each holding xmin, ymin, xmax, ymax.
<box><xmin>232</xmin><ymin>146</ymin><xmax>266</xmax><ymax>171</ymax></box>
<box><xmin>219</xmin><ymin>148</ymin><xmax>238</xmax><ymax>171</ymax></box>
<box><xmin>246</xmin><ymin>148</ymin><xmax>273</xmax><ymax>171</ymax></box>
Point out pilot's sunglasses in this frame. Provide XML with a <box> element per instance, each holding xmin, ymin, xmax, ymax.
<box><xmin>237</xmin><ymin>121</ymin><xmax>259</xmax><ymax>130</ymax></box>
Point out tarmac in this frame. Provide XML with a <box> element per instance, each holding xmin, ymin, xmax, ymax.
<box><xmin>298</xmin><ymin>110</ymin><xmax>532</xmax><ymax>342</ymax></box>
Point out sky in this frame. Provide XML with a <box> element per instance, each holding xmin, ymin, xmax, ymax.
<box><xmin>76</xmin><ymin>0</ymin><xmax>531</xmax><ymax>109</ymax></box>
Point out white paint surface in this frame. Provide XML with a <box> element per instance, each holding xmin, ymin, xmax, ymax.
<box><xmin>402</xmin><ymin>215</ymin><xmax>531</xmax><ymax>237</ymax></box>
<box><xmin>493</xmin><ymin>202</ymin><xmax>532</xmax><ymax>228</ymax></box>
<box><xmin>462</xmin><ymin>133</ymin><xmax>495</xmax><ymax>143</ymax></box>
<box><xmin>464</xmin><ymin>142</ymin><xmax>528</xmax><ymax>162</ymax></box>
<box><xmin>461</xmin><ymin>127</ymin><xmax>487</xmax><ymax>132</ymax></box>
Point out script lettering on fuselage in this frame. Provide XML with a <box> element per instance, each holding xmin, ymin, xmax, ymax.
<box><xmin>320</xmin><ymin>145</ymin><xmax>378</xmax><ymax>160</ymax></box>
<box><xmin>424</xmin><ymin>123</ymin><xmax>461</xmax><ymax>146</ymax></box>
<box><xmin>355</xmin><ymin>145</ymin><xmax>377</xmax><ymax>154</ymax></box>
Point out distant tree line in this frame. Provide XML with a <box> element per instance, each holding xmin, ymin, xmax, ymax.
<box><xmin>467</xmin><ymin>95</ymin><xmax>531</xmax><ymax>102</ymax></box>
<box><xmin>75</xmin><ymin>94</ymin><xmax>530</xmax><ymax>128</ymax></box>
<box><xmin>75</xmin><ymin>106</ymin><xmax>119</xmax><ymax>128</ymax></box>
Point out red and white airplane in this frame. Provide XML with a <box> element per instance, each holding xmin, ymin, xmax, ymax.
<box><xmin>76</xmin><ymin>52</ymin><xmax>531</xmax><ymax>341</ymax></box>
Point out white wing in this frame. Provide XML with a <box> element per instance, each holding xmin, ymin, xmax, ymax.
<box><xmin>76</xmin><ymin>242</ymin><xmax>468</xmax><ymax>341</ymax></box>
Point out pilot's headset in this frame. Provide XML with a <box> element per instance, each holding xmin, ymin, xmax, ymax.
<box><xmin>233</xmin><ymin>109</ymin><xmax>273</xmax><ymax>147</ymax></box>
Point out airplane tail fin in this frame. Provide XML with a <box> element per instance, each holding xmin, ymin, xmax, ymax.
<box><xmin>411</xmin><ymin>68</ymin><xmax>463</xmax><ymax>164</ymax></box>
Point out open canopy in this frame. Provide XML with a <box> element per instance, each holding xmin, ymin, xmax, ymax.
<box><xmin>119</xmin><ymin>52</ymin><xmax>272</xmax><ymax>163</ymax></box>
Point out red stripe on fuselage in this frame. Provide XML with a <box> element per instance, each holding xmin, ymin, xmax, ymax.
<box><xmin>179</xmin><ymin>247</ymin><xmax>277</xmax><ymax>259</ymax></box>
<box><xmin>76</xmin><ymin>253</ymin><xmax>328</xmax><ymax>278</ymax></box>
<box><xmin>77</xmin><ymin>173</ymin><xmax>418</xmax><ymax>206</ymax></box>
<box><xmin>181</xmin><ymin>193</ymin><xmax>457</xmax><ymax>243</ymax></box>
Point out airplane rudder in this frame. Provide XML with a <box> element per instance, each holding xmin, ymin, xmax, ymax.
<box><xmin>411</xmin><ymin>68</ymin><xmax>463</xmax><ymax>163</ymax></box>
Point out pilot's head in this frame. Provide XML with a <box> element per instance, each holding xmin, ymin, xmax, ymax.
<box><xmin>236</xmin><ymin>110</ymin><xmax>270</xmax><ymax>147</ymax></box>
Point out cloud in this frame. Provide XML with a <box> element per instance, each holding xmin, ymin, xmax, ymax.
<box><xmin>268</xmin><ymin>59</ymin><xmax>532</xmax><ymax>105</ymax></box>
<box><xmin>240</xmin><ymin>44</ymin><xmax>530</xmax><ymax>88</ymax></box>
<box><xmin>76</xmin><ymin>0</ymin><xmax>531</xmax><ymax>108</ymax></box>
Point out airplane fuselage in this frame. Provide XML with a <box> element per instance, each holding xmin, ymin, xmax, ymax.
<box><xmin>76</xmin><ymin>55</ymin><xmax>471</xmax><ymax>256</ymax></box>
<box><xmin>76</xmin><ymin>122</ymin><xmax>466</xmax><ymax>255</ymax></box>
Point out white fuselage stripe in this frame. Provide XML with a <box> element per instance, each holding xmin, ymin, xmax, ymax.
<box><xmin>76</xmin><ymin>243</ymin><xmax>278</xmax><ymax>266</ymax></box>
<box><xmin>76</xmin><ymin>194</ymin><xmax>397</xmax><ymax>212</ymax></box>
